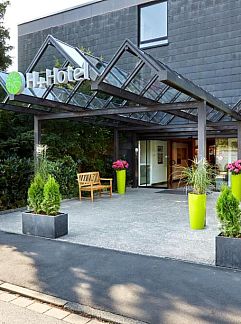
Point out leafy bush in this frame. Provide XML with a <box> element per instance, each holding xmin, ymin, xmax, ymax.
<box><xmin>42</xmin><ymin>175</ymin><xmax>61</xmax><ymax>215</ymax></box>
<box><xmin>42</xmin><ymin>121</ymin><xmax>113</xmax><ymax>175</ymax></box>
<box><xmin>216</xmin><ymin>185</ymin><xmax>241</xmax><ymax>237</ymax></box>
<box><xmin>0</xmin><ymin>156</ymin><xmax>33</xmax><ymax>210</ymax></box>
<box><xmin>0</xmin><ymin>111</ymin><xmax>33</xmax><ymax>159</ymax></box>
<box><xmin>47</xmin><ymin>156</ymin><xmax>78</xmax><ymax>198</ymax></box>
<box><xmin>0</xmin><ymin>115</ymin><xmax>114</xmax><ymax>209</ymax></box>
<box><xmin>28</xmin><ymin>172</ymin><xmax>45</xmax><ymax>214</ymax></box>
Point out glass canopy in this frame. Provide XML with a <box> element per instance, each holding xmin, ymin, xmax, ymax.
<box><xmin>0</xmin><ymin>35</ymin><xmax>239</xmax><ymax>130</ymax></box>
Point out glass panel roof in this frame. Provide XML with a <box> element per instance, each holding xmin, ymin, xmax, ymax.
<box><xmin>0</xmin><ymin>36</ymin><xmax>239</xmax><ymax>129</ymax></box>
<box><xmin>54</xmin><ymin>39</ymin><xmax>88</xmax><ymax>68</ymax></box>
<box><xmin>69</xmin><ymin>92</ymin><xmax>89</xmax><ymax>107</ymax></box>
<box><xmin>159</xmin><ymin>88</ymin><xmax>179</xmax><ymax>103</ymax></box>
<box><xmin>0</xmin><ymin>71</ymin><xmax>8</xmax><ymax>84</ymax></box>
<box><xmin>174</xmin><ymin>93</ymin><xmax>192</xmax><ymax>103</ymax></box>
<box><xmin>144</xmin><ymin>80</ymin><xmax>166</xmax><ymax>100</ymax></box>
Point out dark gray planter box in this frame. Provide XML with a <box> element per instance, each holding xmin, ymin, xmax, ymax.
<box><xmin>216</xmin><ymin>234</ymin><xmax>241</xmax><ymax>269</ymax></box>
<box><xmin>22</xmin><ymin>212</ymin><xmax>68</xmax><ymax>239</ymax></box>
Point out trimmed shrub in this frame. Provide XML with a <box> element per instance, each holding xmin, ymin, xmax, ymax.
<box><xmin>216</xmin><ymin>185</ymin><xmax>241</xmax><ymax>237</ymax></box>
<box><xmin>27</xmin><ymin>172</ymin><xmax>45</xmax><ymax>214</ymax></box>
<box><xmin>42</xmin><ymin>175</ymin><xmax>61</xmax><ymax>216</ymax></box>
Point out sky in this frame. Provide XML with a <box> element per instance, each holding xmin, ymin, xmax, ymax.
<box><xmin>4</xmin><ymin>0</ymin><xmax>90</xmax><ymax>70</ymax></box>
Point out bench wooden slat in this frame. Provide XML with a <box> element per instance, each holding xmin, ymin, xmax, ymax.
<box><xmin>77</xmin><ymin>172</ymin><xmax>112</xmax><ymax>202</ymax></box>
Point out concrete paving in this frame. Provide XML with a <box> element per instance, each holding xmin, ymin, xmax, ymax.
<box><xmin>0</xmin><ymin>231</ymin><xmax>241</xmax><ymax>324</ymax></box>
<box><xmin>0</xmin><ymin>286</ymin><xmax>106</xmax><ymax>324</ymax></box>
<box><xmin>0</xmin><ymin>188</ymin><xmax>219</xmax><ymax>265</ymax></box>
<box><xmin>0</xmin><ymin>300</ymin><xmax>68</xmax><ymax>324</ymax></box>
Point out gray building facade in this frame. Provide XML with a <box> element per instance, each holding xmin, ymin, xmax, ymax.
<box><xmin>17</xmin><ymin>0</ymin><xmax>241</xmax><ymax>188</ymax></box>
<box><xmin>18</xmin><ymin>0</ymin><xmax>241</xmax><ymax>106</ymax></box>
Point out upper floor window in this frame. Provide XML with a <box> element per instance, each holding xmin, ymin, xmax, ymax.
<box><xmin>139</xmin><ymin>1</ymin><xmax>168</xmax><ymax>49</ymax></box>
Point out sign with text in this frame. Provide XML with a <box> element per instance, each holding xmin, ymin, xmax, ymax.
<box><xmin>6</xmin><ymin>61</ymin><xmax>89</xmax><ymax>95</ymax></box>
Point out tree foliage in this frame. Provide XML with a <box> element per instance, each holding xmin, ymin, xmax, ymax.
<box><xmin>0</xmin><ymin>112</ymin><xmax>33</xmax><ymax>158</ymax></box>
<box><xmin>216</xmin><ymin>185</ymin><xmax>241</xmax><ymax>237</ymax></box>
<box><xmin>42</xmin><ymin>120</ymin><xmax>113</xmax><ymax>176</ymax></box>
<box><xmin>0</xmin><ymin>1</ymin><xmax>12</xmax><ymax>70</ymax></box>
<box><xmin>28</xmin><ymin>172</ymin><xmax>45</xmax><ymax>214</ymax></box>
<box><xmin>47</xmin><ymin>155</ymin><xmax>78</xmax><ymax>198</ymax></box>
<box><xmin>0</xmin><ymin>156</ymin><xmax>33</xmax><ymax>210</ymax></box>
<box><xmin>41</xmin><ymin>175</ymin><xmax>61</xmax><ymax>216</ymax></box>
<box><xmin>0</xmin><ymin>8</ymin><xmax>115</xmax><ymax>210</ymax></box>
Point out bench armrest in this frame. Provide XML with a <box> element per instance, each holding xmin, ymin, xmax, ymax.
<box><xmin>100</xmin><ymin>178</ymin><xmax>112</xmax><ymax>182</ymax></box>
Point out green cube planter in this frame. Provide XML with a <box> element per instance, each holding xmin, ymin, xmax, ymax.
<box><xmin>231</xmin><ymin>173</ymin><xmax>241</xmax><ymax>201</ymax></box>
<box><xmin>116</xmin><ymin>169</ymin><xmax>126</xmax><ymax>194</ymax></box>
<box><xmin>188</xmin><ymin>193</ymin><xmax>206</xmax><ymax>230</ymax></box>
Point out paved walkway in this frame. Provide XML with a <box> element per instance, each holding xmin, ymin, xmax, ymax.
<box><xmin>0</xmin><ymin>288</ymin><xmax>102</xmax><ymax>324</ymax></box>
<box><xmin>0</xmin><ymin>300</ymin><xmax>67</xmax><ymax>324</ymax></box>
<box><xmin>0</xmin><ymin>189</ymin><xmax>219</xmax><ymax>265</ymax></box>
<box><xmin>0</xmin><ymin>231</ymin><xmax>241</xmax><ymax>324</ymax></box>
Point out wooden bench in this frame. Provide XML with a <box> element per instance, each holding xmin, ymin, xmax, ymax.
<box><xmin>77</xmin><ymin>172</ymin><xmax>112</xmax><ymax>202</ymax></box>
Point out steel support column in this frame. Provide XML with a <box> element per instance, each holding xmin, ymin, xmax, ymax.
<box><xmin>238</xmin><ymin>121</ymin><xmax>241</xmax><ymax>159</ymax></box>
<box><xmin>132</xmin><ymin>133</ymin><xmax>138</xmax><ymax>188</ymax></box>
<box><xmin>114</xmin><ymin>129</ymin><xmax>119</xmax><ymax>161</ymax></box>
<box><xmin>198</xmin><ymin>101</ymin><xmax>206</xmax><ymax>161</ymax></box>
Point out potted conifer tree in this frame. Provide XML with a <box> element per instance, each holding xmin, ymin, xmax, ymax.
<box><xmin>182</xmin><ymin>159</ymin><xmax>213</xmax><ymax>230</ymax></box>
<box><xmin>216</xmin><ymin>185</ymin><xmax>241</xmax><ymax>269</ymax></box>
<box><xmin>22</xmin><ymin>145</ymin><xmax>68</xmax><ymax>238</ymax></box>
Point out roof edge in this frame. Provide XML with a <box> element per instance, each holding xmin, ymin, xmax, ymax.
<box><xmin>18</xmin><ymin>0</ymin><xmax>103</xmax><ymax>27</ymax></box>
<box><xmin>18</xmin><ymin>0</ymin><xmax>152</xmax><ymax>37</ymax></box>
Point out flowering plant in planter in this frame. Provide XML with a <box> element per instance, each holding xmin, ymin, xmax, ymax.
<box><xmin>226</xmin><ymin>159</ymin><xmax>241</xmax><ymax>201</ymax></box>
<box><xmin>226</xmin><ymin>160</ymin><xmax>241</xmax><ymax>174</ymax></box>
<box><xmin>112</xmin><ymin>160</ymin><xmax>129</xmax><ymax>194</ymax></box>
<box><xmin>112</xmin><ymin>159</ymin><xmax>129</xmax><ymax>171</ymax></box>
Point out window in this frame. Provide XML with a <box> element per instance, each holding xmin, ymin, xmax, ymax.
<box><xmin>139</xmin><ymin>1</ymin><xmax>168</xmax><ymax>49</ymax></box>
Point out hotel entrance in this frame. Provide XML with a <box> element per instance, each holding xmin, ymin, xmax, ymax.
<box><xmin>138</xmin><ymin>140</ymin><xmax>168</xmax><ymax>187</ymax></box>
<box><xmin>138</xmin><ymin>138</ymin><xmax>238</xmax><ymax>189</ymax></box>
<box><xmin>169</xmin><ymin>139</ymin><xmax>193</xmax><ymax>188</ymax></box>
<box><xmin>138</xmin><ymin>139</ymin><xmax>194</xmax><ymax>188</ymax></box>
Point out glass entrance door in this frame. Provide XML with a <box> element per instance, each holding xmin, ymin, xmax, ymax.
<box><xmin>171</xmin><ymin>142</ymin><xmax>189</xmax><ymax>181</ymax></box>
<box><xmin>138</xmin><ymin>140</ymin><xmax>168</xmax><ymax>187</ymax></box>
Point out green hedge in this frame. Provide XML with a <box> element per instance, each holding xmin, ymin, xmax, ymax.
<box><xmin>46</xmin><ymin>155</ymin><xmax>78</xmax><ymax>199</ymax></box>
<box><xmin>0</xmin><ymin>155</ymin><xmax>79</xmax><ymax>211</ymax></box>
<box><xmin>0</xmin><ymin>156</ymin><xmax>34</xmax><ymax>210</ymax></box>
<box><xmin>0</xmin><ymin>116</ymin><xmax>115</xmax><ymax>210</ymax></box>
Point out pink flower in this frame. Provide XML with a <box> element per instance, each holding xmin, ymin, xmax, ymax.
<box><xmin>234</xmin><ymin>161</ymin><xmax>241</xmax><ymax>168</ymax></box>
<box><xmin>112</xmin><ymin>159</ymin><xmax>129</xmax><ymax>170</ymax></box>
<box><xmin>227</xmin><ymin>160</ymin><xmax>241</xmax><ymax>174</ymax></box>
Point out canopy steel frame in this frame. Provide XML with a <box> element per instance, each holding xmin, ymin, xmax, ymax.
<box><xmin>0</xmin><ymin>35</ymin><xmax>241</xmax><ymax>132</ymax></box>
<box><xmin>37</xmin><ymin>101</ymin><xmax>201</xmax><ymax>120</ymax></box>
<box><xmin>92</xmin><ymin>39</ymin><xmax>241</xmax><ymax>121</ymax></box>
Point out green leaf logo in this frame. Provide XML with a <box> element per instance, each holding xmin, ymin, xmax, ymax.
<box><xmin>6</xmin><ymin>71</ymin><xmax>25</xmax><ymax>95</ymax></box>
